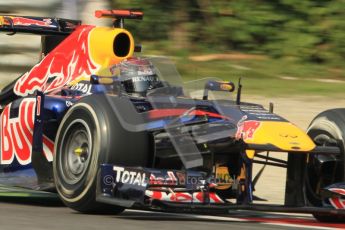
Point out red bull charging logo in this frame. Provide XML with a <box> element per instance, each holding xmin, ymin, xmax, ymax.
<box><xmin>236</xmin><ymin>120</ymin><xmax>261</xmax><ymax>140</ymax></box>
<box><xmin>14</xmin><ymin>25</ymin><xmax>99</xmax><ymax>96</ymax></box>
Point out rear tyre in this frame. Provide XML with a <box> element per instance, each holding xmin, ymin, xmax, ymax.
<box><xmin>53</xmin><ymin>95</ymin><xmax>149</xmax><ymax>213</ymax></box>
<box><xmin>307</xmin><ymin>109</ymin><xmax>345</xmax><ymax>222</ymax></box>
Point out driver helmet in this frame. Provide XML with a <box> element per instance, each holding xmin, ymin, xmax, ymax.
<box><xmin>111</xmin><ymin>57</ymin><xmax>162</xmax><ymax>96</ymax></box>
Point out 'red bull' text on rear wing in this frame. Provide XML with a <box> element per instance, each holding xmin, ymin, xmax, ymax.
<box><xmin>0</xmin><ymin>15</ymin><xmax>81</xmax><ymax>35</ymax></box>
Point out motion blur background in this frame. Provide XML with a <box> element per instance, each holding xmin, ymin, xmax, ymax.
<box><xmin>0</xmin><ymin>0</ymin><xmax>344</xmax><ymax>96</ymax></box>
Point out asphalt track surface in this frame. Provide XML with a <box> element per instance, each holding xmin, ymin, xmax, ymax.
<box><xmin>1</xmin><ymin>195</ymin><xmax>345</xmax><ymax>230</ymax></box>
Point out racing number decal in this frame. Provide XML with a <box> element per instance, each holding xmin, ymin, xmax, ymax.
<box><xmin>0</xmin><ymin>98</ymin><xmax>54</xmax><ymax>165</ymax></box>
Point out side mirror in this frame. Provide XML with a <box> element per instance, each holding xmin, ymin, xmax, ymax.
<box><xmin>203</xmin><ymin>81</ymin><xmax>235</xmax><ymax>100</ymax></box>
<box><xmin>90</xmin><ymin>75</ymin><xmax>122</xmax><ymax>95</ymax></box>
<box><xmin>90</xmin><ymin>75</ymin><xmax>117</xmax><ymax>85</ymax></box>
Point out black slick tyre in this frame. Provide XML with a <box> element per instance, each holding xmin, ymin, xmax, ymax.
<box><xmin>53</xmin><ymin>95</ymin><xmax>149</xmax><ymax>213</ymax></box>
<box><xmin>307</xmin><ymin>109</ymin><xmax>345</xmax><ymax>222</ymax></box>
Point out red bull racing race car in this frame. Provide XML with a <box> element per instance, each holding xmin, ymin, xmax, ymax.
<box><xmin>0</xmin><ymin>10</ymin><xmax>345</xmax><ymax>222</ymax></box>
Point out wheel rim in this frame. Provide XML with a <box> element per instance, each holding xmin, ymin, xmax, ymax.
<box><xmin>59</xmin><ymin>119</ymin><xmax>93</xmax><ymax>185</ymax></box>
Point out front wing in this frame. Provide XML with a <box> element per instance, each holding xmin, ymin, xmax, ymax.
<box><xmin>97</xmin><ymin>164</ymin><xmax>345</xmax><ymax>216</ymax></box>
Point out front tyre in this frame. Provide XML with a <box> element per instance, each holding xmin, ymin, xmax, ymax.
<box><xmin>307</xmin><ymin>109</ymin><xmax>345</xmax><ymax>222</ymax></box>
<box><xmin>53</xmin><ymin>95</ymin><xmax>149</xmax><ymax>213</ymax></box>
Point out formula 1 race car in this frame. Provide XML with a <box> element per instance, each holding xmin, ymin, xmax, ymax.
<box><xmin>0</xmin><ymin>10</ymin><xmax>345</xmax><ymax>222</ymax></box>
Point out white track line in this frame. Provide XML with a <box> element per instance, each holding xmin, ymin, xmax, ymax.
<box><xmin>260</xmin><ymin>222</ymin><xmax>335</xmax><ymax>230</ymax></box>
<box><xmin>125</xmin><ymin>209</ymin><xmax>338</xmax><ymax>230</ymax></box>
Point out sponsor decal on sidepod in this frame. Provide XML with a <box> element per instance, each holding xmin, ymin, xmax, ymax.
<box><xmin>0</xmin><ymin>98</ymin><xmax>54</xmax><ymax>165</ymax></box>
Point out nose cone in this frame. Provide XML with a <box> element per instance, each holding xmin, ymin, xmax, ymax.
<box><xmin>238</xmin><ymin>121</ymin><xmax>316</xmax><ymax>152</ymax></box>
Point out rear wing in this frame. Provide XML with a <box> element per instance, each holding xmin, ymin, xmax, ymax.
<box><xmin>0</xmin><ymin>10</ymin><xmax>143</xmax><ymax>36</ymax></box>
<box><xmin>0</xmin><ymin>15</ymin><xmax>81</xmax><ymax>35</ymax></box>
<box><xmin>0</xmin><ymin>10</ymin><xmax>143</xmax><ymax>53</ymax></box>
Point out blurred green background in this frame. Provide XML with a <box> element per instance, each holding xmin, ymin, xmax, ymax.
<box><xmin>0</xmin><ymin>0</ymin><xmax>343</xmax><ymax>97</ymax></box>
<box><xmin>113</xmin><ymin>0</ymin><xmax>345</xmax><ymax>96</ymax></box>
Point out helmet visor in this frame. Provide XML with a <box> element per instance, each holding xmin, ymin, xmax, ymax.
<box><xmin>122</xmin><ymin>74</ymin><xmax>160</xmax><ymax>93</ymax></box>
